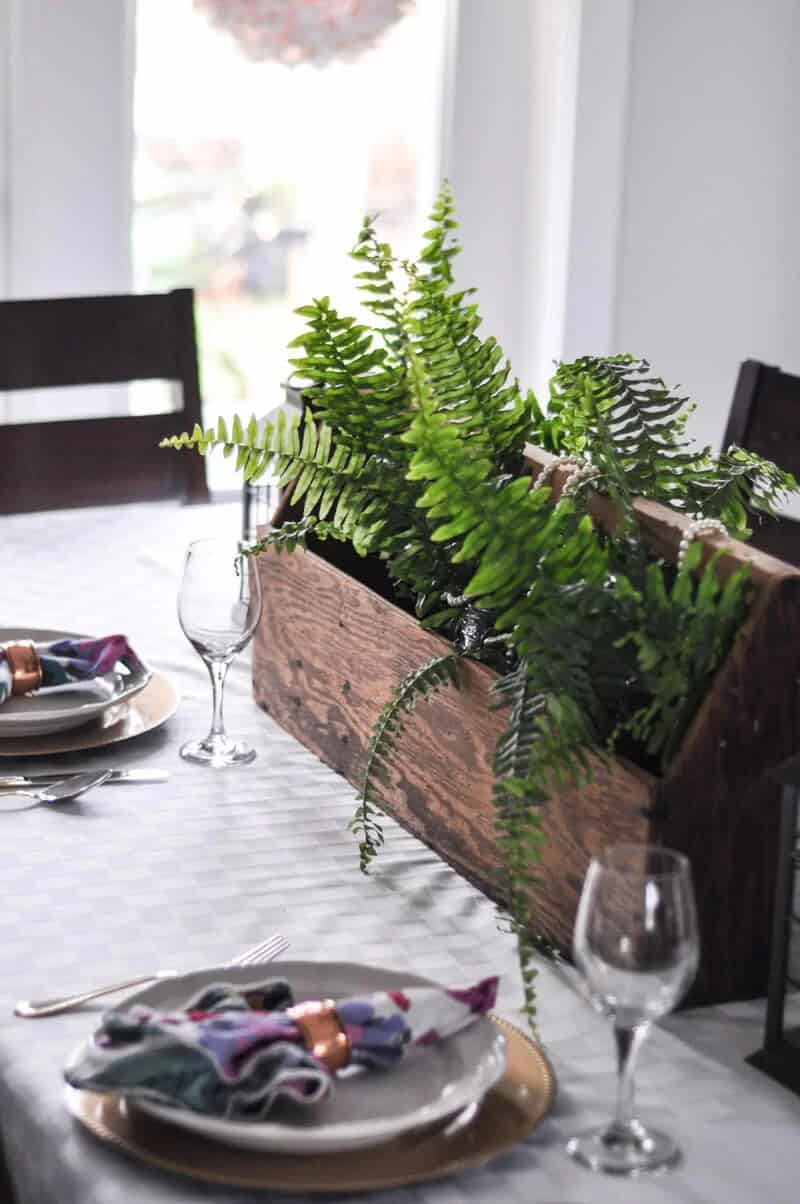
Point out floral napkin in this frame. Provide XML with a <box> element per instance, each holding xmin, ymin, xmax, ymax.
<box><xmin>64</xmin><ymin>975</ymin><xmax>499</xmax><ymax>1120</ymax></box>
<box><xmin>0</xmin><ymin>635</ymin><xmax>144</xmax><ymax>707</ymax></box>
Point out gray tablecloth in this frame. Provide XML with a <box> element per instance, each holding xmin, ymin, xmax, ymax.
<box><xmin>1</xmin><ymin>500</ymin><xmax>799</xmax><ymax>1204</ymax></box>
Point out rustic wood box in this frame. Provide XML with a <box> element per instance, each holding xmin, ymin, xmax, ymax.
<box><xmin>253</xmin><ymin>446</ymin><xmax>800</xmax><ymax>1005</ymax></box>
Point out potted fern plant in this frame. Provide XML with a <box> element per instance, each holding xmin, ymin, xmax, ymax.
<box><xmin>164</xmin><ymin>186</ymin><xmax>800</xmax><ymax>1021</ymax></box>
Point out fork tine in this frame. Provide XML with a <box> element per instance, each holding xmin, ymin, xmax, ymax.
<box><xmin>229</xmin><ymin>935</ymin><xmax>284</xmax><ymax>965</ymax></box>
<box><xmin>232</xmin><ymin>941</ymin><xmax>279</xmax><ymax>967</ymax></box>
<box><xmin>230</xmin><ymin>935</ymin><xmax>288</xmax><ymax>967</ymax></box>
<box><xmin>238</xmin><ymin>938</ymin><xmax>289</xmax><ymax>967</ymax></box>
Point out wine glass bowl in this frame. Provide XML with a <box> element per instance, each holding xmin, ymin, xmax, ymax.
<box><xmin>178</xmin><ymin>538</ymin><xmax>263</xmax><ymax>767</ymax></box>
<box><xmin>567</xmin><ymin>843</ymin><xmax>699</xmax><ymax>1177</ymax></box>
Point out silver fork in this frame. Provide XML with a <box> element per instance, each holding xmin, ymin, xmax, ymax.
<box><xmin>14</xmin><ymin>933</ymin><xmax>289</xmax><ymax>1019</ymax></box>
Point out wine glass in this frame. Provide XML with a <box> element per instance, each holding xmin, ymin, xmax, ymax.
<box><xmin>567</xmin><ymin>843</ymin><xmax>699</xmax><ymax>1176</ymax></box>
<box><xmin>177</xmin><ymin>538</ymin><xmax>263</xmax><ymax>767</ymax></box>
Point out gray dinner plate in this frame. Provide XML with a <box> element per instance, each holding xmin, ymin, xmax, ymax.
<box><xmin>0</xmin><ymin>627</ymin><xmax>151</xmax><ymax>737</ymax></box>
<box><xmin>66</xmin><ymin>960</ymin><xmax>506</xmax><ymax>1155</ymax></box>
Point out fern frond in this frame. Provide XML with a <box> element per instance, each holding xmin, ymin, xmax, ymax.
<box><xmin>348</xmin><ymin>654</ymin><xmax>460</xmax><ymax>872</ymax></box>
<box><xmin>405</xmin><ymin>193</ymin><xmax>534</xmax><ymax>464</ymax></box>
<box><xmin>492</xmin><ymin>660</ymin><xmax>596</xmax><ymax>1025</ymax></box>
<box><xmin>404</xmin><ymin>358</ymin><xmax>609</xmax><ymax>622</ymax></box>
<box><xmin>618</xmin><ymin>545</ymin><xmax>751</xmax><ymax>766</ymax></box>
<box><xmin>245</xmin><ymin>516</ymin><xmax>353</xmax><ymax>558</ymax></box>
<box><xmin>687</xmin><ymin>445</ymin><xmax>798</xmax><ymax>537</ymax></box>
<box><xmin>289</xmin><ymin>296</ymin><xmax>410</xmax><ymax>456</ymax></box>
<box><xmin>549</xmin><ymin>356</ymin><xmax>698</xmax><ymax>525</ymax></box>
<box><xmin>351</xmin><ymin>215</ymin><xmax>408</xmax><ymax>358</ymax></box>
<box><xmin>163</xmin><ymin>410</ymin><xmax>392</xmax><ymax>556</ymax></box>
<box><xmin>407</xmin><ymin>281</ymin><xmax>533</xmax><ymax>463</ymax></box>
<box><xmin>416</xmin><ymin>180</ymin><xmax>460</xmax><ymax>293</ymax></box>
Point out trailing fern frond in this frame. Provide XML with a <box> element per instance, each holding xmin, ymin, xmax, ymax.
<box><xmin>245</xmin><ymin>516</ymin><xmax>353</xmax><ymax>557</ymax></box>
<box><xmin>491</xmin><ymin>660</ymin><xmax>597</xmax><ymax>1022</ymax></box>
<box><xmin>349</xmin><ymin>654</ymin><xmax>460</xmax><ymax>871</ymax></box>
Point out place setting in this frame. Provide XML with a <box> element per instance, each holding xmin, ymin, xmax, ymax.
<box><xmin>58</xmin><ymin>952</ymin><xmax>555</xmax><ymax>1194</ymax></box>
<box><xmin>2</xmin><ymin>836</ymin><xmax>704</xmax><ymax>1196</ymax></box>
<box><xmin>0</xmin><ymin>533</ymin><xmax>261</xmax><ymax>801</ymax></box>
<box><xmin>0</xmin><ymin>629</ymin><xmax>178</xmax><ymax>759</ymax></box>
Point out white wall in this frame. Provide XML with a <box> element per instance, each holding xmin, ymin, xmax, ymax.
<box><xmin>445</xmin><ymin>0</ymin><xmax>537</xmax><ymax>378</ymax></box>
<box><xmin>2</xmin><ymin>0</ymin><xmax>134</xmax><ymax>299</ymax></box>
<box><xmin>446</xmin><ymin>0</ymin><xmax>800</xmax><ymax>459</ymax></box>
<box><xmin>445</xmin><ymin>0</ymin><xmax>582</xmax><ymax>396</ymax></box>
<box><xmin>0</xmin><ymin>0</ymin><xmax>135</xmax><ymax>420</ymax></box>
<box><xmin>610</xmin><ymin>0</ymin><xmax>800</xmax><ymax>452</ymax></box>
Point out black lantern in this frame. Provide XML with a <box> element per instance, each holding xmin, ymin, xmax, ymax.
<box><xmin>747</xmin><ymin>753</ymin><xmax>800</xmax><ymax>1093</ymax></box>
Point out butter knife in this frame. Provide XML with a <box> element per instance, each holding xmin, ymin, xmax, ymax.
<box><xmin>0</xmin><ymin>768</ymin><xmax>168</xmax><ymax>788</ymax></box>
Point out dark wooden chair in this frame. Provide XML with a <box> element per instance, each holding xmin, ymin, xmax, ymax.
<box><xmin>723</xmin><ymin>359</ymin><xmax>800</xmax><ymax>565</ymax></box>
<box><xmin>0</xmin><ymin>288</ymin><xmax>209</xmax><ymax>513</ymax></box>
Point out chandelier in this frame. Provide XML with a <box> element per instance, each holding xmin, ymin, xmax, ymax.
<box><xmin>193</xmin><ymin>0</ymin><xmax>414</xmax><ymax>67</ymax></box>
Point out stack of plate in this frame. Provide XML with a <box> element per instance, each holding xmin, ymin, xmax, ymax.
<box><xmin>0</xmin><ymin>628</ymin><xmax>178</xmax><ymax>756</ymax></box>
<box><xmin>65</xmin><ymin>960</ymin><xmax>556</xmax><ymax>1194</ymax></box>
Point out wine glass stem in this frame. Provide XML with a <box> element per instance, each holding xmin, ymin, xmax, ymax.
<box><xmin>206</xmin><ymin>658</ymin><xmax>229</xmax><ymax>743</ymax></box>
<box><xmin>611</xmin><ymin>1022</ymin><xmax>648</xmax><ymax>1131</ymax></box>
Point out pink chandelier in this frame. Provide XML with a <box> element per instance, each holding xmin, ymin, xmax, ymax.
<box><xmin>193</xmin><ymin>0</ymin><xmax>414</xmax><ymax>67</ymax></box>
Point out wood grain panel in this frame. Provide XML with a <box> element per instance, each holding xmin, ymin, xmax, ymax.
<box><xmin>657</xmin><ymin>574</ymin><xmax>800</xmax><ymax>1003</ymax></box>
<box><xmin>253</xmin><ymin>545</ymin><xmax>654</xmax><ymax>954</ymax></box>
<box><xmin>524</xmin><ymin>444</ymin><xmax>798</xmax><ymax>584</ymax></box>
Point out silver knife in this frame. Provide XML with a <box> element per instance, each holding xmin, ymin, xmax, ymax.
<box><xmin>0</xmin><ymin>768</ymin><xmax>168</xmax><ymax>788</ymax></box>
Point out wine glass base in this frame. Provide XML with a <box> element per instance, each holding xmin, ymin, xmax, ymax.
<box><xmin>567</xmin><ymin>1122</ymin><xmax>680</xmax><ymax>1176</ymax></box>
<box><xmin>180</xmin><ymin>736</ymin><xmax>257</xmax><ymax>768</ymax></box>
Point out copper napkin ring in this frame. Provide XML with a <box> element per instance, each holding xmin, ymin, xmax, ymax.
<box><xmin>2</xmin><ymin>641</ymin><xmax>42</xmax><ymax>696</ymax></box>
<box><xmin>287</xmin><ymin>999</ymin><xmax>351</xmax><ymax>1072</ymax></box>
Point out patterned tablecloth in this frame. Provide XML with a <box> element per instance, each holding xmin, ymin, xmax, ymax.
<box><xmin>1</xmin><ymin>500</ymin><xmax>799</xmax><ymax>1204</ymax></box>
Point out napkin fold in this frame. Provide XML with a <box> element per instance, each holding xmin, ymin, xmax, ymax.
<box><xmin>0</xmin><ymin>634</ymin><xmax>144</xmax><ymax>706</ymax></box>
<box><xmin>64</xmin><ymin>975</ymin><xmax>499</xmax><ymax>1121</ymax></box>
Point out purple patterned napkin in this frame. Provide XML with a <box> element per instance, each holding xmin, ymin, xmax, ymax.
<box><xmin>0</xmin><ymin>634</ymin><xmax>145</xmax><ymax>706</ymax></box>
<box><xmin>64</xmin><ymin>975</ymin><xmax>499</xmax><ymax>1120</ymax></box>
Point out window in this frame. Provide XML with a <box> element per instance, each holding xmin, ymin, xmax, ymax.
<box><xmin>133</xmin><ymin>0</ymin><xmax>446</xmax><ymax>488</ymax></box>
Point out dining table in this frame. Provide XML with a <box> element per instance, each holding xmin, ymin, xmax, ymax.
<box><xmin>1</xmin><ymin>497</ymin><xmax>800</xmax><ymax>1204</ymax></box>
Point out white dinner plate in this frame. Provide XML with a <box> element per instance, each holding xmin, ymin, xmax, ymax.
<box><xmin>0</xmin><ymin>627</ymin><xmax>152</xmax><ymax>738</ymax></box>
<box><xmin>66</xmin><ymin>961</ymin><xmax>506</xmax><ymax>1156</ymax></box>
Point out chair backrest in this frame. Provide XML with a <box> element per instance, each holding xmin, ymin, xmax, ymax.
<box><xmin>0</xmin><ymin>288</ymin><xmax>209</xmax><ymax>513</ymax></box>
<box><xmin>724</xmin><ymin>359</ymin><xmax>800</xmax><ymax>564</ymax></box>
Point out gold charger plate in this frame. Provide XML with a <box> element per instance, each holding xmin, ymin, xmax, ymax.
<box><xmin>0</xmin><ymin>673</ymin><xmax>179</xmax><ymax>757</ymax></box>
<box><xmin>66</xmin><ymin>1017</ymin><xmax>555</xmax><ymax>1195</ymax></box>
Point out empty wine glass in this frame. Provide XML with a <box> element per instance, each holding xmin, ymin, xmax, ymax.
<box><xmin>567</xmin><ymin>843</ymin><xmax>699</xmax><ymax>1176</ymax></box>
<box><xmin>178</xmin><ymin>538</ymin><xmax>262</xmax><ymax>767</ymax></box>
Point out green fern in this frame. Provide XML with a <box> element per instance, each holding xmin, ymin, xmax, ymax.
<box><xmin>407</xmin><ymin>193</ymin><xmax>533</xmax><ymax>465</ymax></box>
<box><xmin>289</xmin><ymin>296</ymin><xmax>410</xmax><ymax>456</ymax></box>
<box><xmin>163</xmin><ymin>410</ymin><xmax>389</xmax><ymax>556</ymax></box>
<box><xmin>163</xmin><ymin>185</ymin><xmax>798</xmax><ymax>1031</ymax></box>
<box><xmin>349</xmin><ymin>653</ymin><xmax>460</xmax><ymax>871</ymax></box>
<box><xmin>687</xmin><ymin>445</ymin><xmax>798</xmax><ymax>538</ymax></box>
<box><xmin>548</xmin><ymin>356</ymin><xmax>698</xmax><ymax>528</ymax></box>
<box><xmin>617</xmin><ymin>545</ymin><xmax>751</xmax><ymax>767</ymax></box>
<box><xmin>350</xmin><ymin>215</ymin><xmax>408</xmax><ymax>358</ymax></box>
<box><xmin>245</xmin><ymin>516</ymin><xmax>354</xmax><ymax>557</ymax></box>
<box><xmin>548</xmin><ymin>355</ymin><xmax>797</xmax><ymax>541</ymax></box>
